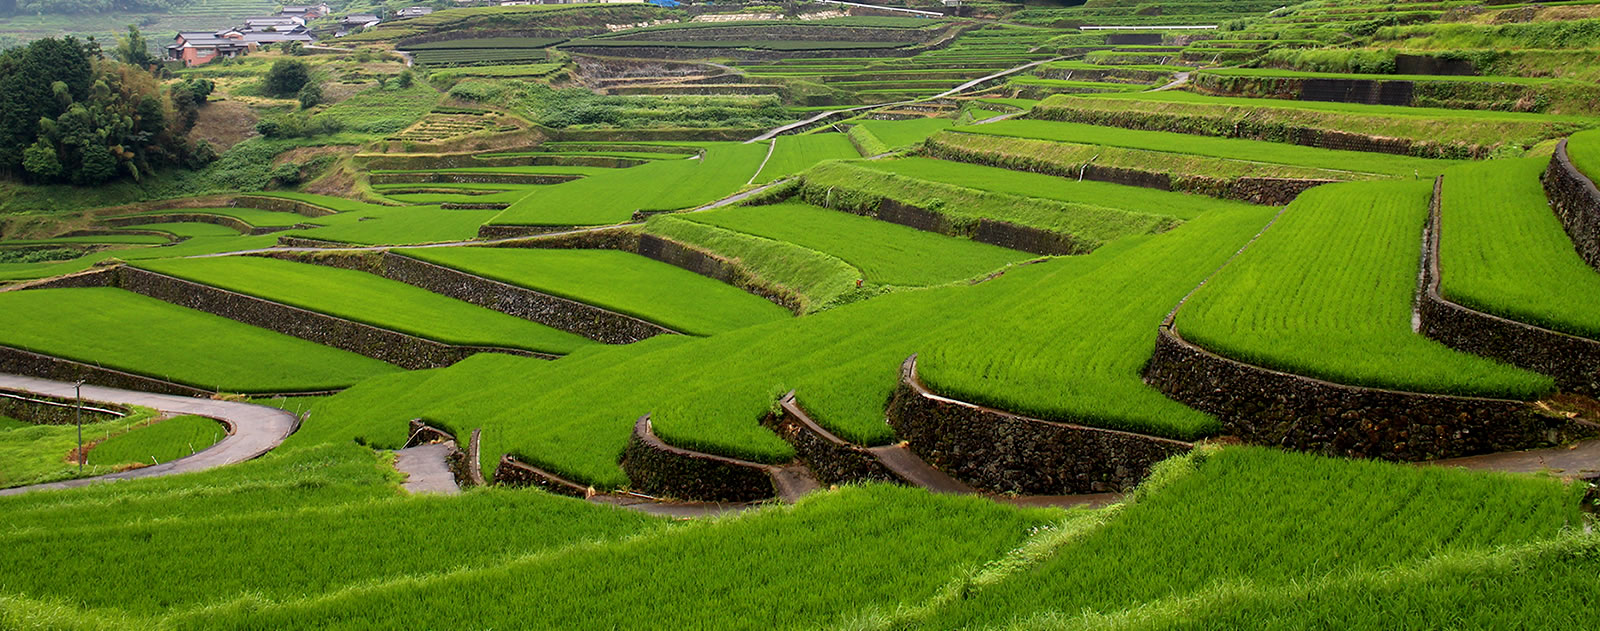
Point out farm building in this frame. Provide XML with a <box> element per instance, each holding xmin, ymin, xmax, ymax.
<box><xmin>166</xmin><ymin>24</ymin><xmax>315</xmax><ymax>66</ymax></box>
<box><xmin>278</xmin><ymin>3</ymin><xmax>331</xmax><ymax>19</ymax></box>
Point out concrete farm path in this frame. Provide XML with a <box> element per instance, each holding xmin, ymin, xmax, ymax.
<box><xmin>394</xmin><ymin>442</ymin><xmax>462</xmax><ymax>494</ymax></box>
<box><xmin>0</xmin><ymin>374</ymin><xmax>296</xmax><ymax>496</ymax></box>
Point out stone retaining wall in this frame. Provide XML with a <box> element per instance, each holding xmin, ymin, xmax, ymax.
<box><xmin>761</xmin><ymin>392</ymin><xmax>900</xmax><ymax>485</ymax></box>
<box><xmin>0</xmin><ymin>389</ymin><xmax>127</xmax><ymax>425</ymax></box>
<box><xmin>476</xmin><ymin>224</ymin><xmax>583</xmax><ymax>239</ymax></box>
<box><xmin>232</xmin><ymin>195</ymin><xmax>338</xmax><ymax>217</ymax></box>
<box><xmin>619</xmin><ymin>414</ymin><xmax>777</xmax><ymax>502</ymax></box>
<box><xmin>493</xmin><ymin>454</ymin><xmax>592</xmax><ymax>497</ymax></box>
<box><xmin>1420</xmin><ymin>175</ymin><xmax>1600</xmax><ymax>394</ymax></box>
<box><xmin>100</xmin><ymin>213</ymin><xmax>301</xmax><ymax>236</ymax></box>
<box><xmin>1143</xmin><ymin>323</ymin><xmax>1585</xmax><ymax>461</ymax></box>
<box><xmin>0</xmin><ymin>344</ymin><xmax>210</xmax><ymax>397</ymax></box>
<box><xmin>5</xmin><ymin>267</ymin><xmax>117</xmax><ymax>291</ymax></box>
<box><xmin>1542</xmin><ymin>138</ymin><xmax>1600</xmax><ymax>272</ymax></box>
<box><xmin>795</xmin><ymin>183</ymin><xmax>1087</xmax><ymax>256</ymax></box>
<box><xmin>116</xmin><ymin>266</ymin><xmax>537</xmax><ymax>369</ymax></box>
<box><xmin>886</xmin><ymin>356</ymin><xmax>1192</xmax><ymax>494</ymax></box>
<box><xmin>265</xmin><ymin>250</ymin><xmax>674</xmax><ymax>343</ymax></box>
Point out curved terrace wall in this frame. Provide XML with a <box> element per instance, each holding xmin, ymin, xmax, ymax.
<box><xmin>368</xmin><ymin>172</ymin><xmax>587</xmax><ymax>186</ymax></box>
<box><xmin>0</xmin><ymin>388</ymin><xmax>128</xmax><ymax>425</ymax></box>
<box><xmin>232</xmin><ymin>195</ymin><xmax>338</xmax><ymax>218</ymax></box>
<box><xmin>1542</xmin><ymin>138</ymin><xmax>1600</xmax><ymax>272</ymax></box>
<box><xmin>886</xmin><ymin>355</ymin><xmax>1192</xmax><ymax>495</ymax></box>
<box><xmin>791</xmin><ymin>182</ymin><xmax>1091</xmax><ymax>256</ymax></box>
<box><xmin>114</xmin><ymin>266</ymin><xmax>537</xmax><ymax>369</ymax></box>
<box><xmin>100</xmin><ymin>213</ymin><xmax>305</xmax><ymax>236</ymax></box>
<box><xmin>620</xmin><ymin>414</ymin><xmax>779</xmax><ymax>502</ymax></box>
<box><xmin>761</xmin><ymin>391</ymin><xmax>901</xmax><ymax>485</ymax></box>
<box><xmin>1420</xmin><ymin>176</ymin><xmax>1600</xmax><ymax>394</ymax></box>
<box><xmin>1143</xmin><ymin>322</ymin><xmax>1585</xmax><ymax>461</ymax></box>
<box><xmin>0</xmin><ymin>344</ymin><xmax>211</xmax><ymax>397</ymax></box>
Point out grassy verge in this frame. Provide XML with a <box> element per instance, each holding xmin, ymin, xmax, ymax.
<box><xmin>134</xmin><ymin>257</ymin><xmax>593</xmax><ymax>355</ymax></box>
<box><xmin>0</xmin><ymin>288</ymin><xmax>401</xmax><ymax>393</ymax></box>
<box><xmin>1180</xmin><ymin>180</ymin><xmax>1553</xmax><ymax>398</ymax></box>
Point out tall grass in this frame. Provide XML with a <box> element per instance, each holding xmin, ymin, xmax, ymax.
<box><xmin>1440</xmin><ymin>158</ymin><xmax>1600</xmax><ymax>340</ymax></box>
<box><xmin>1180</xmin><ymin>180</ymin><xmax>1554</xmax><ymax>398</ymax></box>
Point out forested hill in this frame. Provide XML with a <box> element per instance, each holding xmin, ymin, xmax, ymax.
<box><xmin>0</xmin><ymin>0</ymin><xmax>198</xmax><ymax>16</ymax></box>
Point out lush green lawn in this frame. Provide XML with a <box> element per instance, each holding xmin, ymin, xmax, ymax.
<box><xmin>1440</xmin><ymin>158</ymin><xmax>1600</xmax><ymax>340</ymax></box>
<box><xmin>0</xmin><ymin>288</ymin><xmax>401</xmax><ymax>393</ymax></box>
<box><xmin>856</xmin><ymin>157</ymin><xmax>1255</xmax><ymax>220</ymax></box>
<box><xmin>1180</xmin><ymin>180</ymin><xmax>1553</xmax><ymax>398</ymax></box>
<box><xmin>753</xmin><ymin>133</ymin><xmax>861</xmax><ymax>184</ymax></box>
<box><xmin>0</xmin><ymin>406</ymin><xmax>161</xmax><ymax>489</ymax></box>
<box><xmin>398</xmin><ymin>248</ymin><xmax>791</xmax><ymax>336</ymax></box>
<box><xmin>491</xmin><ymin>143</ymin><xmax>768</xmax><ymax>227</ymax></box>
<box><xmin>685</xmin><ymin>202</ymin><xmax>1033</xmax><ymax>286</ymax></box>
<box><xmin>909</xmin><ymin>446</ymin><xmax>1587</xmax><ymax>629</ymax></box>
<box><xmin>135</xmin><ymin>257</ymin><xmax>593</xmax><ymax>355</ymax></box>
<box><xmin>960</xmin><ymin>119</ymin><xmax>1458</xmax><ymax>178</ymax></box>
<box><xmin>87</xmin><ymin>415</ymin><xmax>225</xmax><ymax>468</ymax></box>
<box><xmin>118</xmin><ymin>222</ymin><xmax>241</xmax><ymax>238</ymax></box>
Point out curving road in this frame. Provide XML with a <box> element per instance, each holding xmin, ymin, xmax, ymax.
<box><xmin>0</xmin><ymin>374</ymin><xmax>297</xmax><ymax>496</ymax></box>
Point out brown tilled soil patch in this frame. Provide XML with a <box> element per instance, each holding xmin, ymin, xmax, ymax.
<box><xmin>190</xmin><ymin>100</ymin><xmax>260</xmax><ymax>151</ymax></box>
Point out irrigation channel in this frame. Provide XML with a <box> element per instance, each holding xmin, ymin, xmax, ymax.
<box><xmin>0</xmin><ymin>374</ymin><xmax>296</xmax><ymax>496</ymax></box>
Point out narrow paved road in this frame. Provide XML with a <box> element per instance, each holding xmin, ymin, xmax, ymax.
<box><xmin>0</xmin><ymin>374</ymin><xmax>297</xmax><ymax>496</ymax></box>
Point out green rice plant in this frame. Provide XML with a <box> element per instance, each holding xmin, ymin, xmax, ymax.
<box><xmin>107</xmin><ymin>207</ymin><xmax>313</xmax><ymax>228</ymax></box>
<box><xmin>115</xmin><ymin>222</ymin><xmax>241</xmax><ymax>238</ymax></box>
<box><xmin>134</xmin><ymin>257</ymin><xmax>593</xmax><ymax>355</ymax></box>
<box><xmin>284</xmin><ymin>206</ymin><xmax>502</xmax><ymax>245</ymax></box>
<box><xmin>911</xmin><ymin>446</ymin><xmax>1587</xmax><ymax>629</ymax></box>
<box><xmin>753</xmin><ymin>133</ymin><xmax>860</xmax><ymax>184</ymax></box>
<box><xmin>0</xmin><ymin>441</ymin><xmax>661</xmax><ymax>616</ymax></box>
<box><xmin>640</xmin><ymin>215</ymin><xmax>861</xmax><ymax>314</ymax></box>
<box><xmin>796</xmin><ymin>161</ymin><xmax>1181</xmax><ymax>249</ymax></box>
<box><xmin>158</xmin><ymin>485</ymin><xmax>1058</xmax><ymax>630</ymax></box>
<box><xmin>1180</xmin><ymin>180</ymin><xmax>1554</xmax><ymax>398</ymax></box>
<box><xmin>429</xmin><ymin>63</ymin><xmax>565</xmax><ymax>80</ymax></box>
<box><xmin>0</xmin><ymin>288</ymin><xmax>400</xmax><ymax>393</ymax></box>
<box><xmin>400</xmin><ymin>37</ymin><xmax>563</xmax><ymax>50</ymax></box>
<box><xmin>86</xmin><ymin>415</ymin><xmax>224</xmax><ymax>468</ymax></box>
<box><xmin>397</xmin><ymin>248</ymin><xmax>791</xmax><ymax>336</ymax></box>
<box><xmin>0</xmin><ymin>416</ymin><xmax>25</xmax><ymax>430</ymax></box>
<box><xmin>0</xmin><ymin>407</ymin><xmax>161</xmax><ymax>489</ymax></box>
<box><xmin>683</xmin><ymin>202</ymin><xmax>1032</xmax><ymax>286</ymax></box>
<box><xmin>266</xmin><ymin>205</ymin><xmax>1274</xmax><ymax>486</ymax></box>
<box><xmin>563</xmin><ymin>39</ymin><xmax>913</xmax><ymax>50</ymax></box>
<box><xmin>961</xmin><ymin>119</ymin><xmax>1458</xmax><ymax>177</ymax></box>
<box><xmin>1439</xmin><ymin>157</ymin><xmax>1600</xmax><ymax>340</ymax></box>
<box><xmin>0</xmin><ymin>234</ymin><xmax>282</xmax><ymax>283</ymax></box>
<box><xmin>491</xmin><ymin>142</ymin><xmax>768</xmax><ymax>227</ymax></box>
<box><xmin>856</xmin><ymin>157</ymin><xmax>1258</xmax><ymax>220</ymax></box>
<box><xmin>0</xmin><ymin>235</ymin><xmax>170</xmax><ymax>246</ymax></box>
<box><xmin>1566</xmin><ymin>128</ymin><xmax>1600</xmax><ymax>183</ymax></box>
<box><xmin>852</xmin><ymin>118</ymin><xmax>954</xmax><ymax>149</ymax></box>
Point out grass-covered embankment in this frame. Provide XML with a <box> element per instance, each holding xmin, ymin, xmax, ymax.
<box><xmin>86</xmin><ymin>415</ymin><xmax>225</xmax><ymax>469</ymax></box>
<box><xmin>753</xmin><ymin>133</ymin><xmax>861</xmax><ymax>184</ymax></box>
<box><xmin>0</xmin><ymin>406</ymin><xmax>160</xmax><ymax>489</ymax></box>
<box><xmin>134</xmin><ymin>257</ymin><xmax>593</xmax><ymax>355</ymax></box>
<box><xmin>0</xmin><ymin>288</ymin><xmax>401</xmax><ymax>393</ymax></box>
<box><xmin>1180</xmin><ymin>180</ymin><xmax>1554</xmax><ymax>399</ymax></box>
<box><xmin>1439</xmin><ymin>158</ymin><xmax>1600</xmax><ymax>340</ymax></box>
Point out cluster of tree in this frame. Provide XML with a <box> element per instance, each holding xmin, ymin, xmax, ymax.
<box><xmin>0</xmin><ymin>34</ymin><xmax>212</xmax><ymax>185</ymax></box>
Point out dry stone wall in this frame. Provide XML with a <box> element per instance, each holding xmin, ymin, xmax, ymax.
<box><xmin>761</xmin><ymin>392</ymin><xmax>900</xmax><ymax>485</ymax></box>
<box><xmin>0</xmin><ymin>344</ymin><xmax>210</xmax><ymax>397</ymax></box>
<box><xmin>620</xmin><ymin>415</ymin><xmax>777</xmax><ymax>502</ymax></box>
<box><xmin>0</xmin><ymin>389</ymin><xmax>127</xmax><ymax>425</ymax></box>
<box><xmin>232</xmin><ymin>195</ymin><xmax>338</xmax><ymax>217</ymax></box>
<box><xmin>886</xmin><ymin>356</ymin><xmax>1192</xmax><ymax>494</ymax></box>
<box><xmin>100</xmin><ymin>213</ymin><xmax>303</xmax><ymax>236</ymax></box>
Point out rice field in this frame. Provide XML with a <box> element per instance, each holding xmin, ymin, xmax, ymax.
<box><xmin>0</xmin><ymin>406</ymin><xmax>161</xmax><ymax>488</ymax></box>
<box><xmin>1179</xmin><ymin>180</ymin><xmax>1554</xmax><ymax>398</ymax></box>
<box><xmin>1438</xmin><ymin>158</ymin><xmax>1600</xmax><ymax>340</ymax></box>
<box><xmin>752</xmin><ymin>133</ymin><xmax>860</xmax><ymax>184</ymax></box>
<box><xmin>118</xmin><ymin>222</ymin><xmax>242</xmax><ymax>238</ymax></box>
<box><xmin>491</xmin><ymin>143</ymin><xmax>768</xmax><ymax>227</ymax></box>
<box><xmin>134</xmin><ymin>257</ymin><xmax>594</xmax><ymax>355</ymax></box>
<box><xmin>397</xmin><ymin>248</ymin><xmax>792</xmax><ymax>336</ymax></box>
<box><xmin>86</xmin><ymin>415</ymin><xmax>226</xmax><ymax>468</ymax></box>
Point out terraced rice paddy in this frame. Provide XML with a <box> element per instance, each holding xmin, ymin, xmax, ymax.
<box><xmin>1438</xmin><ymin>158</ymin><xmax>1600</xmax><ymax>339</ymax></box>
<box><xmin>1179</xmin><ymin>180</ymin><xmax>1554</xmax><ymax>398</ymax></box>
<box><xmin>0</xmin><ymin>406</ymin><xmax>161</xmax><ymax>488</ymax></box>
<box><xmin>108</xmin><ymin>207</ymin><xmax>311</xmax><ymax>228</ymax></box>
<box><xmin>398</xmin><ymin>248</ymin><xmax>791</xmax><ymax>336</ymax></box>
<box><xmin>492</xmin><ymin>143</ymin><xmax>767</xmax><ymax>226</ymax></box>
<box><xmin>0</xmin><ymin>289</ymin><xmax>400</xmax><ymax>392</ymax></box>
<box><xmin>118</xmin><ymin>222</ymin><xmax>241</xmax><ymax>237</ymax></box>
<box><xmin>87</xmin><ymin>415</ymin><xmax>225</xmax><ymax>468</ymax></box>
<box><xmin>752</xmin><ymin>133</ymin><xmax>861</xmax><ymax>184</ymax></box>
<box><xmin>134</xmin><ymin>257</ymin><xmax>593</xmax><ymax>355</ymax></box>
<box><xmin>680</xmin><ymin>202</ymin><xmax>1033</xmax><ymax>285</ymax></box>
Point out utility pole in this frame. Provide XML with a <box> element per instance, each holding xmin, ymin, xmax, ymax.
<box><xmin>75</xmin><ymin>380</ymin><xmax>85</xmax><ymax>473</ymax></box>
